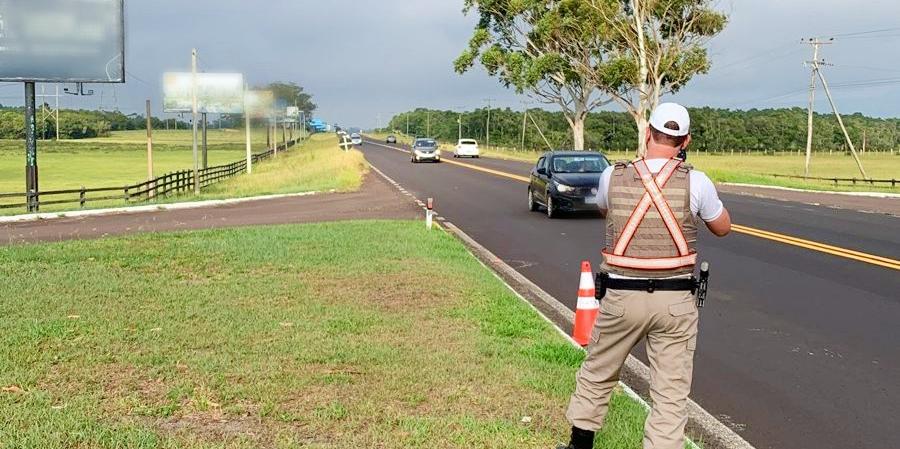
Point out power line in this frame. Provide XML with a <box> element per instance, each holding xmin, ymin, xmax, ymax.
<box><xmin>829</xmin><ymin>26</ymin><xmax>900</xmax><ymax>38</ymax></box>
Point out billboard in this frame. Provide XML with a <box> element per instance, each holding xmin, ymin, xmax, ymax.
<box><xmin>163</xmin><ymin>72</ymin><xmax>245</xmax><ymax>114</ymax></box>
<box><xmin>0</xmin><ymin>0</ymin><xmax>125</xmax><ymax>82</ymax></box>
<box><xmin>245</xmin><ymin>90</ymin><xmax>274</xmax><ymax>118</ymax></box>
<box><xmin>285</xmin><ymin>106</ymin><xmax>300</xmax><ymax>123</ymax></box>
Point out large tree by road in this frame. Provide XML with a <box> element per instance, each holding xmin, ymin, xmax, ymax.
<box><xmin>455</xmin><ymin>0</ymin><xmax>611</xmax><ymax>151</ymax></box>
<box><xmin>578</xmin><ymin>0</ymin><xmax>727</xmax><ymax>155</ymax></box>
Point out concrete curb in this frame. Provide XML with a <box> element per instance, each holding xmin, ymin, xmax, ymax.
<box><xmin>722</xmin><ymin>182</ymin><xmax>900</xmax><ymax>198</ymax></box>
<box><xmin>0</xmin><ymin>191</ymin><xmax>324</xmax><ymax>224</ymax></box>
<box><xmin>365</xmin><ymin>157</ymin><xmax>754</xmax><ymax>449</ymax></box>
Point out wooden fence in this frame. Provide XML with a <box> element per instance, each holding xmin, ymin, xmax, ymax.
<box><xmin>0</xmin><ymin>139</ymin><xmax>298</xmax><ymax>213</ymax></box>
<box><xmin>766</xmin><ymin>173</ymin><xmax>897</xmax><ymax>188</ymax></box>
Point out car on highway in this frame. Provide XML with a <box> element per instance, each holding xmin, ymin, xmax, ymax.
<box><xmin>350</xmin><ymin>133</ymin><xmax>362</xmax><ymax>146</ymax></box>
<box><xmin>386</xmin><ymin>135</ymin><xmax>397</xmax><ymax>144</ymax></box>
<box><xmin>528</xmin><ymin>151</ymin><xmax>610</xmax><ymax>218</ymax></box>
<box><xmin>411</xmin><ymin>138</ymin><xmax>441</xmax><ymax>163</ymax></box>
<box><xmin>453</xmin><ymin>139</ymin><xmax>480</xmax><ymax>158</ymax></box>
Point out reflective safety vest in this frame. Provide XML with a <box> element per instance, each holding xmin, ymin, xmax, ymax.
<box><xmin>599</xmin><ymin>158</ymin><xmax>698</xmax><ymax>278</ymax></box>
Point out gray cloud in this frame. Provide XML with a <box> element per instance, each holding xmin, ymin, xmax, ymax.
<box><xmin>2</xmin><ymin>0</ymin><xmax>898</xmax><ymax>127</ymax></box>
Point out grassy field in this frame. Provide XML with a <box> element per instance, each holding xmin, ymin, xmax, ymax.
<box><xmin>0</xmin><ymin>221</ymin><xmax>662</xmax><ymax>448</ymax></box>
<box><xmin>0</xmin><ymin>129</ymin><xmax>284</xmax><ymax>193</ymax></box>
<box><xmin>203</xmin><ymin>134</ymin><xmax>367</xmax><ymax>198</ymax></box>
<box><xmin>371</xmin><ymin>132</ymin><xmax>898</xmax><ymax>192</ymax></box>
<box><xmin>0</xmin><ymin>132</ymin><xmax>363</xmax><ymax>215</ymax></box>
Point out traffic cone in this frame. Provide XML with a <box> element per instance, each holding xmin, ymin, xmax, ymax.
<box><xmin>572</xmin><ymin>260</ymin><xmax>600</xmax><ymax>347</ymax></box>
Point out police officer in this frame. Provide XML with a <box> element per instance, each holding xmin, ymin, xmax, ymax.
<box><xmin>559</xmin><ymin>103</ymin><xmax>731</xmax><ymax>449</ymax></box>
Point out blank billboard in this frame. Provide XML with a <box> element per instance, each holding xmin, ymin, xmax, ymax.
<box><xmin>163</xmin><ymin>72</ymin><xmax>245</xmax><ymax>114</ymax></box>
<box><xmin>0</xmin><ymin>0</ymin><xmax>125</xmax><ymax>82</ymax></box>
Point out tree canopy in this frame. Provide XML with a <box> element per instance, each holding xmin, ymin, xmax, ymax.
<box><xmin>455</xmin><ymin>0</ymin><xmax>612</xmax><ymax>150</ymax></box>
<box><xmin>386</xmin><ymin>107</ymin><xmax>900</xmax><ymax>154</ymax></box>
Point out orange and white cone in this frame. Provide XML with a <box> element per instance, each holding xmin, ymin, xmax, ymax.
<box><xmin>572</xmin><ymin>260</ymin><xmax>600</xmax><ymax>347</ymax></box>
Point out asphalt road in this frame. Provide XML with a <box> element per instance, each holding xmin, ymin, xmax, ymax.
<box><xmin>361</xmin><ymin>138</ymin><xmax>900</xmax><ymax>449</ymax></box>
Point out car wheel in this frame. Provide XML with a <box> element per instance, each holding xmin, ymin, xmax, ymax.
<box><xmin>528</xmin><ymin>188</ymin><xmax>539</xmax><ymax>212</ymax></box>
<box><xmin>546</xmin><ymin>192</ymin><xmax>557</xmax><ymax>218</ymax></box>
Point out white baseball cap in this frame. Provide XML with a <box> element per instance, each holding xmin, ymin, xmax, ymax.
<box><xmin>649</xmin><ymin>102</ymin><xmax>690</xmax><ymax>137</ymax></box>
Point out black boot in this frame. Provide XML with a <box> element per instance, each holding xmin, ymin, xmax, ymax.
<box><xmin>556</xmin><ymin>426</ymin><xmax>595</xmax><ymax>449</ymax></box>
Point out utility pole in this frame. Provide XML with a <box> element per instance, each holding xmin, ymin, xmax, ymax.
<box><xmin>802</xmin><ymin>37</ymin><xmax>867</xmax><ymax>179</ymax></box>
<box><xmin>244</xmin><ymin>83</ymin><xmax>252</xmax><ymax>174</ymax></box>
<box><xmin>520</xmin><ymin>100</ymin><xmax>531</xmax><ymax>152</ymax></box>
<box><xmin>191</xmin><ymin>48</ymin><xmax>200</xmax><ymax>194</ymax></box>
<box><xmin>426</xmin><ymin>111</ymin><xmax>431</xmax><ymax>136</ymax></box>
<box><xmin>146</xmin><ymin>100</ymin><xmax>155</xmax><ymax>198</ymax></box>
<box><xmin>861</xmin><ymin>128</ymin><xmax>866</xmax><ymax>153</ymax></box>
<box><xmin>406</xmin><ymin>113</ymin><xmax>410</xmax><ymax>136</ymax></box>
<box><xmin>201</xmin><ymin>112</ymin><xmax>208</xmax><ymax>169</ymax></box>
<box><xmin>25</xmin><ymin>82</ymin><xmax>38</xmax><ymax>212</ymax></box>
<box><xmin>458</xmin><ymin>110</ymin><xmax>463</xmax><ymax>142</ymax></box>
<box><xmin>484</xmin><ymin>98</ymin><xmax>495</xmax><ymax>151</ymax></box>
<box><xmin>803</xmin><ymin>38</ymin><xmax>827</xmax><ymax>176</ymax></box>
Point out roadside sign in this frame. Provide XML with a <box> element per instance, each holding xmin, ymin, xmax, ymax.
<box><xmin>0</xmin><ymin>0</ymin><xmax>125</xmax><ymax>82</ymax></box>
<box><xmin>163</xmin><ymin>72</ymin><xmax>245</xmax><ymax>114</ymax></box>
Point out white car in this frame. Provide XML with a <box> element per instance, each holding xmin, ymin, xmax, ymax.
<box><xmin>454</xmin><ymin>139</ymin><xmax>480</xmax><ymax>158</ymax></box>
<box><xmin>350</xmin><ymin>133</ymin><xmax>362</xmax><ymax>146</ymax></box>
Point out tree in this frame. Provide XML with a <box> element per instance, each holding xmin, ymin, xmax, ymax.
<box><xmin>577</xmin><ymin>0</ymin><xmax>727</xmax><ymax>155</ymax></box>
<box><xmin>261</xmin><ymin>82</ymin><xmax>317</xmax><ymax>115</ymax></box>
<box><xmin>455</xmin><ymin>0</ymin><xmax>611</xmax><ymax>150</ymax></box>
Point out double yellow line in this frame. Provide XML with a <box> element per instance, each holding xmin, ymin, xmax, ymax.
<box><xmin>372</xmin><ymin>140</ymin><xmax>900</xmax><ymax>271</ymax></box>
<box><xmin>731</xmin><ymin>224</ymin><xmax>900</xmax><ymax>271</ymax></box>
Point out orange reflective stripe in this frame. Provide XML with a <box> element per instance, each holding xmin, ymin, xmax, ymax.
<box><xmin>602</xmin><ymin>250</ymin><xmax>697</xmax><ymax>270</ymax></box>
<box><xmin>633</xmin><ymin>160</ymin><xmax>690</xmax><ymax>256</ymax></box>
<box><xmin>612</xmin><ymin>159</ymin><xmax>681</xmax><ymax>256</ymax></box>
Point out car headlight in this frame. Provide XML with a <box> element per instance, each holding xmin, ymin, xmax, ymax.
<box><xmin>554</xmin><ymin>181</ymin><xmax>575</xmax><ymax>194</ymax></box>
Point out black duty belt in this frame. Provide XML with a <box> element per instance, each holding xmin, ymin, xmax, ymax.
<box><xmin>595</xmin><ymin>273</ymin><xmax>696</xmax><ymax>294</ymax></box>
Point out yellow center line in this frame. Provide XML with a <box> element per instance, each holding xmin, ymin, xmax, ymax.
<box><xmin>370</xmin><ymin>140</ymin><xmax>900</xmax><ymax>271</ymax></box>
<box><xmin>441</xmin><ymin>158</ymin><xmax>531</xmax><ymax>182</ymax></box>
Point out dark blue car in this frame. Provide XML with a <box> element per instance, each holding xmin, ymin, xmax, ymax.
<box><xmin>528</xmin><ymin>151</ymin><xmax>611</xmax><ymax>218</ymax></box>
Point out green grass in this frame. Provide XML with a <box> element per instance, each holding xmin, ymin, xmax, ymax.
<box><xmin>0</xmin><ymin>129</ymin><xmax>285</xmax><ymax>193</ymax></box>
<box><xmin>0</xmin><ymin>132</ymin><xmax>363</xmax><ymax>215</ymax></box>
<box><xmin>202</xmin><ymin>134</ymin><xmax>367</xmax><ymax>197</ymax></box>
<box><xmin>0</xmin><ymin>221</ymin><xmax>664</xmax><ymax>448</ymax></box>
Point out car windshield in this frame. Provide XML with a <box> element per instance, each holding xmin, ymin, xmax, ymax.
<box><xmin>416</xmin><ymin>140</ymin><xmax>436</xmax><ymax>147</ymax></box>
<box><xmin>550</xmin><ymin>155</ymin><xmax>609</xmax><ymax>173</ymax></box>
<box><xmin>459</xmin><ymin>140</ymin><xmax>477</xmax><ymax>145</ymax></box>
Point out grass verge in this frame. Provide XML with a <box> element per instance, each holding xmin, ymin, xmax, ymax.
<box><xmin>0</xmin><ymin>220</ymin><xmax>664</xmax><ymax>448</ymax></box>
<box><xmin>202</xmin><ymin>134</ymin><xmax>367</xmax><ymax>198</ymax></box>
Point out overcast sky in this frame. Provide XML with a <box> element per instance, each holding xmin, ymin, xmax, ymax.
<box><xmin>3</xmin><ymin>0</ymin><xmax>899</xmax><ymax>128</ymax></box>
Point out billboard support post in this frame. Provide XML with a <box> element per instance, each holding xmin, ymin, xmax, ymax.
<box><xmin>191</xmin><ymin>49</ymin><xmax>200</xmax><ymax>194</ymax></box>
<box><xmin>24</xmin><ymin>82</ymin><xmax>38</xmax><ymax>212</ymax></box>
<box><xmin>201</xmin><ymin>112</ymin><xmax>208</xmax><ymax>169</ymax></box>
<box><xmin>244</xmin><ymin>84</ymin><xmax>252</xmax><ymax>175</ymax></box>
<box><xmin>146</xmin><ymin>99</ymin><xmax>154</xmax><ymax>198</ymax></box>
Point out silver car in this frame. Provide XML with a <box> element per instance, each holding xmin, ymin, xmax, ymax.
<box><xmin>411</xmin><ymin>138</ymin><xmax>441</xmax><ymax>163</ymax></box>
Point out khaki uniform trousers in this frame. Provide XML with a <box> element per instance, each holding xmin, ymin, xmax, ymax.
<box><xmin>566</xmin><ymin>288</ymin><xmax>699</xmax><ymax>449</ymax></box>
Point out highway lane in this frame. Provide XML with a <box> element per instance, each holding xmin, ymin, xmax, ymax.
<box><xmin>362</xmin><ymin>138</ymin><xmax>900</xmax><ymax>449</ymax></box>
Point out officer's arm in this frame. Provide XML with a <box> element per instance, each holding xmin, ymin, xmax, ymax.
<box><xmin>696</xmin><ymin>173</ymin><xmax>731</xmax><ymax>237</ymax></box>
<box><xmin>705</xmin><ymin>208</ymin><xmax>731</xmax><ymax>237</ymax></box>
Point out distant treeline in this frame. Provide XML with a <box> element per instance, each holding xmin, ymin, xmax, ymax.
<box><xmin>387</xmin><ymin>107</ymin><xmax>900</xmax><ymax>153</ymax></box>
<box><xmin>0</xmin><ymin>107</ymin><xmax>190</xmax><ymax>140</ymax></box>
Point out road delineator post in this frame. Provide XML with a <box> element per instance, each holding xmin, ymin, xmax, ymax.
<box><xmin>426</xmin><ymin>198</ymin><xmax>434</xmax><ymax>230</ymax></box>
<box><xmin>572</xmin><ymin>260</ymin><xmax>600</xmax><ymax>347</ymax></box>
